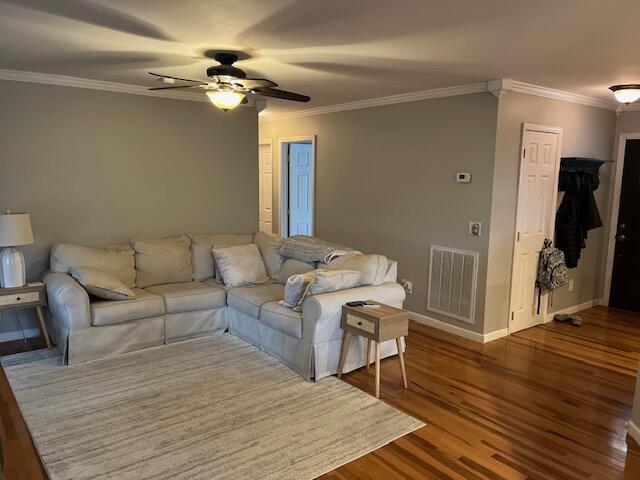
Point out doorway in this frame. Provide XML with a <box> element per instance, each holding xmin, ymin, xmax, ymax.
<box><xmin>278</xmin><ymin>137</ymin><xmax>315</xmax><ymax>237</ymax></box>
<box><xmin>608</xmin><ymin>138</ymin><xmax>640</xmax><ymax>312</ymax></box>
<box><xmin>258</xmin><ymin>140</ymin><xmax>273</xmax><ymax>233</ymax></box>
<box><xmin>508</xmin><ymin>123</ymin><xmax>563</xmax><ymax>333</ymax></box>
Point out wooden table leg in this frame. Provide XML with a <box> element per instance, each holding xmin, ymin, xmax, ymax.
<box><xmin>365</xmin><ymin>338</ymin><xmax>371</xmax><ymax>370</ymax></box>
<box><xmin>337</xmin><ymin>331</ymin><xmax>352</xmax><ymax>378</ymax></box>
<box><xmin>375</xmin><ymin>341</ymin><xmax>381</xmax><ymax>398</ymax></box>
<box><xmin>35</xmin><ymin>307</ymin><xmax>51</xmax><ymax>349</ymax></box>
<box><xmin>396</xmin><ymin>337</ymin><xmax>407</xmax><ymax>388</ymax></box>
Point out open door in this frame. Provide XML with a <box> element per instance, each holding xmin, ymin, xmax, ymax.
<box><xmin>288</xmin><ymin>142</ymin><xmax>313</xmax><ymax>236</ymax></box>
<box><xmin>509</xmin><ymin>124</ymin><xmax>563</xmax><ymax>333</ymax></box>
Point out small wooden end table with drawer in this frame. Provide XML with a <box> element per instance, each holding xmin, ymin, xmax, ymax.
<box><xmin>0</xmin><ymin>282</ymin><xmax>51</xmax><ymax>348</ymax></box>
<box><xmin>337</xmin><ymin>301</ymin><xmax>409</xmax><ymax>398</ymax></box>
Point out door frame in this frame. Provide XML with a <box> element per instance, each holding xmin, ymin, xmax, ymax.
<box><xmin>602</xmin><ymin>132</ymin><xmax>640</xmax><ymax>305</ymax></box>
<box><xmin>277</xmin><ymin>135</ymin><xmax>316</xmax><ymax>237</ymax></box>
<box><xmin>507</xmin><ymin>123</ymin><xmax>564</xmax><ymax>334</ymax></box>
<box><xmin>258</xmin><ymin>139</ymin><xmax>273</xmax><ymax>233</ymax></box>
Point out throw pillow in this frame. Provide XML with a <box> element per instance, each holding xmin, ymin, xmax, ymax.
<box><xmin>280</xmin><ymin>270</ymin><xmax>317</xmax><ymax>309</ymax></box>
<box><xmin>70</xmin><ymin>267</ymin><xmax>136</xmax><ymax>301</ymax></box>
<box><xmin>280</xmin><ymin>269</ymin><xmax>361</xmax><ymax>312</ymax></box>
<box><xmin>212</xmin><ymin>244</ymin><xmax>269</xmax><ymax>287</ymax></box>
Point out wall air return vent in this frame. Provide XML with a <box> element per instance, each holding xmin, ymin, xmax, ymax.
<box><xmin>427</xmin><ymin>245</ymin><xmax>478</xmax><ymax>324</ymax></box>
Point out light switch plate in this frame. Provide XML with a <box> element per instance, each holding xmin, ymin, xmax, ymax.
<box><xmin>469</xmin><ymin>221</ymin><xmax>481</xmax><ymax>236</ymax></box>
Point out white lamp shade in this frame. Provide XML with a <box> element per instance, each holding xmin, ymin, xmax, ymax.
<box><xmin>0</xmin><ymin>213</ymin><xmax>34</xmax><ymax>247</ymax></box>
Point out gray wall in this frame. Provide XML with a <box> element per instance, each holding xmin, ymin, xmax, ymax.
<box><xmin>0</xmin><ymin>80</ymin><xmax>258</xmax><ymax>339</ymax></box>
<box><xmin>261</xmin><ymin>93</ymin><xmax>499</xmax><ymax>334</ymax></box>
<box><xmin>485</xmin><ymin>92</ymin><xmax>616</xmax><ymax>333</ymax></box>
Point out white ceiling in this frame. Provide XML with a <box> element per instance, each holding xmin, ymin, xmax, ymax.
<box><xmin>1</xmin><ymin>0</ymin><xmax>639</xmax><ymax>114</ymax></box>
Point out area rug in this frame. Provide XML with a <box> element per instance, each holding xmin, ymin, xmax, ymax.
<box><xmin>2</xmin><ymin>334</ymin><xmax>424</xmax><ymax>480</ymax></box>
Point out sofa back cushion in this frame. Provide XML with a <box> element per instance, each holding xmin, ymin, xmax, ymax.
<box><xmin>276</xmin><ymin>258</ymin><xmax>317</xmax><ymax>284</ymax></box>
<box><xmin>325</xmin><ymin>253</ymin><xmax>388</xmax><ymax>286</ymax></box>
<box><xmin>132</xmin><ymin>235</ymin><xmax>193</xmax><ymax>288</ymax></box>
<box><xmin>50</xmin><ymin>243</ymin><xmax>136</xmax><ymax>288</ymax></box>
<box><xmin>212</xmin><ymin>243</ymin><xmax>269</xmax><ymax>287</ymax></box>
<box><xmin>253</xmin><ymin>232</ymin><xmax>285</xmax><ymax>279</ymax></box>
<box><xmin>189</xmin><ymin>233</ymin><xmax>254</xmax><ymax>281</ymax></box>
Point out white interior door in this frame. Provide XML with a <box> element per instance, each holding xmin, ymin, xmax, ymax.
<box><xmin>259</xmin><ymin>142</ymin><xmax>273</xmax><ymax>233</ymax></box>
<box><xmin>509</xmin><ymin>124</ymin><xmax>562</xmax><ymax>333</ymax></box>
<box><xmin>288</xmin><ymin>143</ymin><xmax>313</xmax><ymax>236</ymax></box>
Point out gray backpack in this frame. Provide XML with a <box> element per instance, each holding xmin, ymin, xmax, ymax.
<box><xmin>537</xmin><ymin>240</ymin><xmax>568</xmax><ymax>291</ymax></box>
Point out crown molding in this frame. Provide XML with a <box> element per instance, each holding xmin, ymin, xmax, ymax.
<box><xmin>0</xmin><ymin>69</ymin><xmax>618</xmax><ymax>117</ymax></box>
<box><xmin>617</xmin><ymin>103</ymin><xmax>640</xmax><ymax>114</ymax></box>
<box><xmin>508</xmin><ymin>80</ymin><xmax>617</xmax><ymax>110</ymax></box>
<box><xmin>261</xmin><ymin>78</ymin><xmax>618</xmax><ymax>123</ymax></box>
<box><xmin>259</xmin><ymin>82</ymin><xmax>488</xmax><ymax>123</ymax></box>
<box><xmin>0</xmin><ymin>68</ymin><xmax>213</xmax><ymax>103</ymax></box>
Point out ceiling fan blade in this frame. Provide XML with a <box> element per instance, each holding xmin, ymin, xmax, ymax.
<box><xmin>148</xmin><ymin>85</ymin><xmax>203</xmax><ymax>90</ymax></box>
<box><xmin>232</xmin><ymin>78</ymin><xmax>278</xmax><ymax>89</ymax></box>
<box><xmin>148</xmin><ymin>72</ymin><xmax>203</xmax><ymax>83</ymax></box>
<box><xmin>252</xmin><ymin>87</ymin><xmax>310</xmax><ymax>102</ymax></box>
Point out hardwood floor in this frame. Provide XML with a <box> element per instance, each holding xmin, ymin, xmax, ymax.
<box><xmin>1</xmin><ymin>306</ymin><xmax>639</xmax><ymax>479</ymax></box>
<box><xmin>322</xmin><ymin>306</ymin><xmax>640</xmax><ymax>479</ymax></box>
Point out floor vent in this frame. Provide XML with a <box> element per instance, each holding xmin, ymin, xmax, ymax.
<box><xmin>427</xmin><ymin>245</ymin><xmax>479</xmax><ymax>324</ymax></box>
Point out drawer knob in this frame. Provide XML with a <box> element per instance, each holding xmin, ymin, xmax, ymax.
<box><xmin>16</xmin><ymin>297</ymin><xmax>21</xmax><ymax>301</ymax></box>
<box><xmin>357</xmin><ymin>321</ymin><xmax>362</xmax><ymax>326</ymax></box>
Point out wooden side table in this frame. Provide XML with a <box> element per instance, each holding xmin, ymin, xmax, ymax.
<box><xmin>337</xmin><ymin>300</ymin><xmax>409</xmax><ymax>398</ymax></box>
<box><xmin>0</xmin><ymin>282</ymin><xmax>51</xmax><ymax>348</ymax></box>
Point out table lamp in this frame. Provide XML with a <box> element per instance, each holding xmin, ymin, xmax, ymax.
<box><xmin>0</xmin><ymin>211</ymin><xmax>34</xmax><ymax>288</ymax></box>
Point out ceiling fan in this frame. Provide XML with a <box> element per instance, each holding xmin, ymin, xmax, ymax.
<box><xmin>148</xmin><ymin>52</ymin><xmax>310</xmax><ymax>111</ymax></box>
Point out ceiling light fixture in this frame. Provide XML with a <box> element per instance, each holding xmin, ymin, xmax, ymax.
<box><xmin>206</xmin><ymin>88</ymin><xmax>245</xmax><ymax>112</ymax></box>
<box><xmin>609</xmin><ymin>84</ymin><xmax>640</xmax><ymax>105</ymax></box>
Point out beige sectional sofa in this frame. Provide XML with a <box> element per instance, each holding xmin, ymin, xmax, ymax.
<box><xmin>44</xmin><ymin>232</ymin><xmax>406</xmax><ymax>380</ymax></box>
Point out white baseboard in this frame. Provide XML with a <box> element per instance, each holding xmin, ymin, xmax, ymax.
<box><xmin>0</xmin><ymin>327</ymin><xmax>41</xmax><ymax>343</ymax></box>
<box><xmin>409</xmin><ymin>311</ymin><xmax>508</xmax><ymax>343</ymax></box>
<box><xmin>629</xmin><ymin>421</ymin><xmax>640</xmax><ymax>445</ymax></box>
<box><xmin>544</xmin><ymin>299</ymin><xmax>599</xmax><ymax>323</ymax></box>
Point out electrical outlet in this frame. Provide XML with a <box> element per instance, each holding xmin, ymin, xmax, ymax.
<box><xmin>568</xmin><ymin>278</ymin><xmax>574</xmax><ymax>292</ymax></box>
<box><xmin>469</xmin><ymin>221</ymin><xmax>482</xmax><ymax>236</ymax></box>
<box><xmin>400</xmin><ymin>278</ymin><xmax>413</xmax><ymax>295</ymax></box>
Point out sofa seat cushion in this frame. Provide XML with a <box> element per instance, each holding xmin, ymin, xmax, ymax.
<box><xmin>90</xmin><ymin>289</ymin><xmax>165</xmax><ymax>326</ymax></box>
<box><xmin>145</xmin><ymin>282</ymin><xmax>226</xmax><ymax>314</ymax></box>
<box><xmin>227</xmin><ymin>283</ymin><xmax>284</xmax><ymax>318</ymax></box>
<box><xmin>260</xmin><ymin>301</ymin><xmax>303</xmax><ymax>338</ymax></box>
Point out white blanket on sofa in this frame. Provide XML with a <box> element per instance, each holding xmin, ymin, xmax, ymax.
<box><xmin>278</xmin><ymin>235</ymin><xmax>359</xmax><ymax>263</ymax></box>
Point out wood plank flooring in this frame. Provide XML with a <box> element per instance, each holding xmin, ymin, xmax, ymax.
<box><xmin>1</xmin><ymin>306</ymin><xmax>639</xmax><ymax>479</ymax></box>
<box><xmin>323</xmin><ymin>306</ymin><xmax>640</xmax><ymax>479</ymax></box>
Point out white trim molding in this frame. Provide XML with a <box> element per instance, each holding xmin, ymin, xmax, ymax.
<box><xmin>508</xmin><ymin>80</ymin><xmax>615</xmax><ymax>110</ymax></box>
<box><xmin>544</xmin><ymin>299</ymin><xmax>600</xmax><ymax>323</ymax></box>
<box><xmin>629</xmin><ymin>421</ymin><xmax>640</xmax><ymax>446</ymax></box>
<box><xmin>261</xmin><ymin>78</ymin><xmax>617</xmax><ymax>123</ymax></box>
<box><xmin>0</xmin><ymin>327</ymin><xmax>41</xmax><ymax>343</ymax></box>
<box><xmin>0</xmin><ymin>68</ymin><xmax>208</xmax><ymax>103</ymax></box>
<box><xmin>0</xmin><ymin>68</ymin><xmax>261</xmax><ymax>109</ymax></box>
<box><xmin>0</xmin><ymin>69</ymin><xmax>618</xmax><ymax>118</ymax></box>
<box><xmin>410</xmin><ymin>311</ymin><xmax>508</xmax><ymax>343</ymax></box>
<box><xmin>261</xmin><ymin>82</ymin><xmax>488</xmax><ymax>122</ymax></box>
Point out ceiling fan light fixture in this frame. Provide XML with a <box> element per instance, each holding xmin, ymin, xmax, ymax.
<box><xmin>609</xmin><ymin>84</ymin><xmax>640</xmax><ymax>104</ymax></box>
<box><xmin>206</xmin><ymin>89</ymin><xmax>245</xmax><ymax>111</ymax></box>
